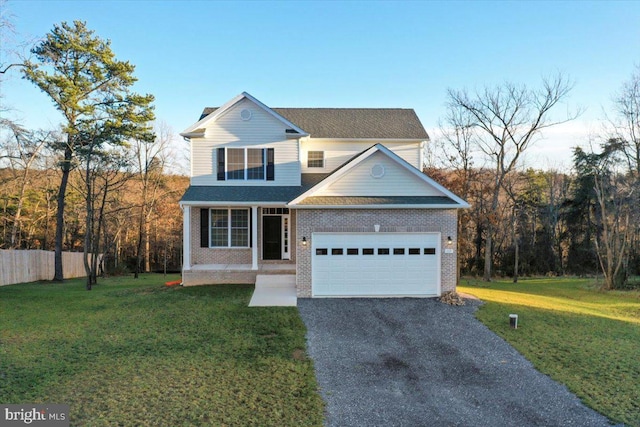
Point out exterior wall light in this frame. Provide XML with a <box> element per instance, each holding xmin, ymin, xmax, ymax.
<box><xmin>302</xmin><ymin>236</ymin><xmax>307</xmax><ymax>246</ymax></box>
<box><xmin>447</xmin><ymin>236</ymin><xmax>453</xmax><ymax>245</ymax></box>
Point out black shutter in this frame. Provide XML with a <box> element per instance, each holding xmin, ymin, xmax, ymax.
<box><xmin>217</xmin><ymin>148</ymin><xmax>225</xmax><ymax>181</ymax></box>
<box><xmin>266</xmin><ymin>148</ymin><xmax>275</xmax><ymax>181</ymax></box>
<box><xmin>200</xmin><ymin>208</ymin><xmax>209</xmax><ymax>247</ymax></box>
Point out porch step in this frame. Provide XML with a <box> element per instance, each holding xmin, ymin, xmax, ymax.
<box><xmin>255</xmin><ymin>274</ymin><xmax>296</xmax><ymax>289</ymax></box>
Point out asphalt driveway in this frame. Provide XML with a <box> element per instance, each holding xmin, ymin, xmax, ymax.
<box><xmin>298</xmin><ymin>298</ymin><xmax>612</xmax><ymax>427</ymax></box>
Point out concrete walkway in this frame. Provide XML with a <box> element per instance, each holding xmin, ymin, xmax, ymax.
<box><xmin>248</xmin><ymin>274</ymin><xmax>297</xmax><ymax>307</ymax></box>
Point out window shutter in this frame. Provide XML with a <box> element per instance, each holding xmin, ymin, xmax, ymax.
<box><xmin>217</xmin><ymin>148</ymin><xmax>226</xmax><ymax>181</ymax></box>
<box><xmin>266</xmin><ymin>148</ymin><xmax>275</xmax><ymax>181</ymax></box>
<box><xmin>200</xmin><ymin>208</ymin><xmax>209</xmax><ymax>247</ymax></box>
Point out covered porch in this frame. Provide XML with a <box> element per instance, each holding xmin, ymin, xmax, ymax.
<box><xmin>182</xmin><ymin>205</ymin><xmax>297</xmax><ymax>276</ymax></box>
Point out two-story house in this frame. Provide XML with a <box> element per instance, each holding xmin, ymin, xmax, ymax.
<box><xmin>179</xmin><ymin>92</ymin><xmax>468</xmax><ymax>299</ymax></box>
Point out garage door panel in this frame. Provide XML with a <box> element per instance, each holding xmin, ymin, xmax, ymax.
<box><xmin>312</xmin><ymin>232</ymin><xmax>440</xmax><ymax>297</ymax></box>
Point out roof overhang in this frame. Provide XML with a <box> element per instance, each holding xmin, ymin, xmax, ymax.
<box><xmin>179</xmin><ymin>201</ymin><xmax>289</xmax><ymax>207</ymax></box>
<box><xmin>303</xmin><ymin>138</ymin><xmax>427</xmax><ymax>143</ymax></box>
<box><xmin>289</xmin><ymin>204</ymin><xmax>464</xmax><ymax>209</ymax></box>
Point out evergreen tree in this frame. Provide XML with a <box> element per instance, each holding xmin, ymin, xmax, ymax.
<box><xmin>23</xmin><ymin>21</ymin><xmax>154</xmax><ymax>282</ymax></box>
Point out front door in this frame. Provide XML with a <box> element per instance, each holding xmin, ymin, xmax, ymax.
<box><xmin>263</xmin><ymin>216</ymin><xmax>282</xmax><ymax>260</ymax></box>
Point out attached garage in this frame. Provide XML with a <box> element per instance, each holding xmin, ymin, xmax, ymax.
<box><xmin>311</xmin><ymin>232</ymin><xmax>441</xmax><ymax>297</ymax></box>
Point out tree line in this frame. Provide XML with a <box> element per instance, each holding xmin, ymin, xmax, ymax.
<box><xmin>1</xmin><ymin>20</ymin><xmax>187</xmax><ymax>289</ymax></box>
<box><xmin>2</xmin><ymin>17</ymin><xmax>638</xmax><ymax>290</ymax></box>
<box><xmin>428</xmin><ymin>67</ymin><xmax>640</xmax><ymax>290</ymax></box>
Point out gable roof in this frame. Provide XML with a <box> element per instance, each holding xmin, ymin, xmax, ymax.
<box><xmin>181</xmin><ymin>92</ymin><xmax>308</xmax><ymax>137</ymax></box>
<box><xmin>289</xmin><ymin>144</ymin><xmax>469</xmax><ymax>209</ymax></box>
<box><xmin>198</xmin><ymin>106</ymin><xmax>429</xmax><ymax>140</ymax></box>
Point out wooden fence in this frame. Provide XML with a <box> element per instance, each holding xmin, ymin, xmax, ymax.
<box><xmin>0</xmin><ymin>250</ymin><xmax>91</xmax><ymax>286</ymax></box>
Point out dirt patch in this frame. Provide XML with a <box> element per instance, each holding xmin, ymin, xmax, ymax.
<box><xmin>292</xmin><ymin>348</ymin><xmax>307</xmax><ymax>361</ymax></box>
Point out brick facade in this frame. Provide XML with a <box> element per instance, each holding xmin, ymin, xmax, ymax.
<box><xmin>185</xmin><ymin>206</ymin><xmax>459</xmax><ymax>294</ymax></box>
<box><xmin>184</xmin><ymin>207</ymin><xmax>295</xmax><ymax>286</ymax></box>
<box><xmin>295</xmin><ymin>208</ymin><xmax>459</xmax><ymax>297</ymax></box>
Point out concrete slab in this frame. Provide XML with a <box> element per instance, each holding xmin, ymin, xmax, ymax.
<box><xmin>249</xmin><ymin>274</ymin><xmax>297</xmax><ymax>307</ymax></box>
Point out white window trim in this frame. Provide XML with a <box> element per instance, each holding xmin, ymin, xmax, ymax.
<box><xmin>226</xmin><ymin>148</ymin><xmax>266</xmax><ymax>181</ymax></box>
<box><xmin>209</xmin><ymin>208</ymin><xmax>250</xmax><ymax>248</ymax></box>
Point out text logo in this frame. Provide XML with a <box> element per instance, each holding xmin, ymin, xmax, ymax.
<box><xmin>1</xmin><ymin>405</ymin><xmax>69</xmax><ymax>427</ymax></box>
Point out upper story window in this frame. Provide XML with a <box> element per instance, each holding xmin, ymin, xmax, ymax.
<box><xmin>307</xmin><ymin>151</ymin><xmax>324</xmax><ymax>168</ymax></box>
<box><xmin>217</xmin><ymin>148</ymin><xmax>274</xmax><ymax>181</ymax></box>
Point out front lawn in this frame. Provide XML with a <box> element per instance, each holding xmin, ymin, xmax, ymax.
<box><xmin>459</xmin><ymin>277</ymin><xmax>640</xmax><ymax>426</ymax></box>
<box><xmin>0</xmin><ymin>275</ymin><xmax>324</xmax><ymax>426</ymax></box>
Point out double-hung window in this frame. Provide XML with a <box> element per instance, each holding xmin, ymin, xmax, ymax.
<box><xmin>217</xmin><ymin>148</ymin><xmax>274</xmax><ymax>181</ymax></box>
<box><xmin>210</xmin><ymin>209</ymin><xmax>249</xmax><ymax>247</ymax></box>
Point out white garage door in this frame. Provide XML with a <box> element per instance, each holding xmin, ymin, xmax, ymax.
<box><xmin>312</xmin><ymin>232</ymin><xmax>440</xmax><ymax>297</ymax></box>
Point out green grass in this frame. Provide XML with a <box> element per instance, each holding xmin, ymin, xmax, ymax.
<box><xmin>459</xmin><ymin>277</ymin><xmax>640</xmax><ymax>426</ymax></box>
<box><xmin>0</xmin><ymin>274</ymin><xmax>324</xmax><ymax>426</ymax></box>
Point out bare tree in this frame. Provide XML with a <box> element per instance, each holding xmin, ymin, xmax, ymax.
<box><xmin>0</xmin><ymin>0</ymin><xmax>25</xmax><ymax>76</ymax></box>
<box><xmin>0</xmin><ymin>121</ymin><xmax>53</xmax><ymax>247</ymax></box>
<box><xmin>593</xmin><ymin>165</ymin><xmax>631</xmax><ymax>290</ymax></box>
<box><xmin>446</xmin><ymin>74</ymin><xmax>578</xmax><ymax>280</ymax></box>
<box><xmin>133</xmin><ymin>121</ymin><xmax>172</xmax><ymax>277</ymax></box>
<box><xmin>612</xmin><ymin>65</ymin><xmax>640</xmax><ymax>176</ymax></box>
<box><xmin>77</xmin><ymin>143</ymin><xmax>132</xmax><ymax>289</ymax></box>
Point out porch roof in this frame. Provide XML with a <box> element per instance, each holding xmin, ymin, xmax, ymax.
<box><xmin>180</xmin><ymin>173</ymin><xmax>329</xmax><ymax>204</ymax></box>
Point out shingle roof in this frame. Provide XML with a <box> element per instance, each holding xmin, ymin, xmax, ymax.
<box><xmin>199</xmin><ymin>107</ymin><xmax>429</xmax><ymax>140</ymax></box>
<box><xmin>180</xmin><ymin>174</ymin><xmax>329</xmax><ymax>203</ymax></box>
<box><xmin>295</xmin><ymin>196</ymin><xmax>458</xmax><ymax>206</ymax></box>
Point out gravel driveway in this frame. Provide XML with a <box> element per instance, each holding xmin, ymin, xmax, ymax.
<box><xmin>298</xmin><ymin>298</ymin><xmax>612</xmax><ymax>427</ymax></box>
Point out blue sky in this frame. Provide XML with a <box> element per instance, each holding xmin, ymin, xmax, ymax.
<box><xmin>2</xmin><ymin>0</ymin><xmax>639</xmax><ymax>170</ymax></box>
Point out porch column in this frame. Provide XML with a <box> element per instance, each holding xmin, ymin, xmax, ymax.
<box><xmin>251</xmin><ymin>206</ymin><xmax>258</xmax><ymax>270</ymax></box>
<box><xmin>182</xmin><ymin>205</ymin><xmax>191</xmax><ymax>270</ymax></box>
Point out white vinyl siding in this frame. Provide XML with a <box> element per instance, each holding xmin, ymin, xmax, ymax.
<box><xmin>301</xmin><ymin>140</ymin><xmax>421</xmax><ymax>173</ymax></box>
<box><xmin>191</xmin><ymin>98</ymin><xmax>300</xmax><ymax>186</ymax></box>
<box><xmin>315</xmin><ymin>151</ymin><xmax>446</xmax><ymax>197</ymax></box>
